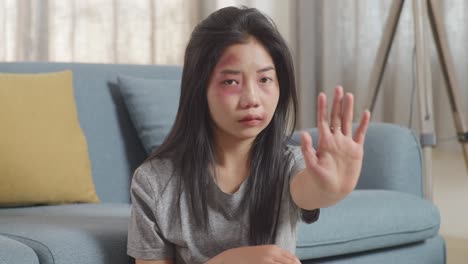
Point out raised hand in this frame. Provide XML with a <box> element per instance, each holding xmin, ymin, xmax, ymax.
<box><xmin>297</xmin><ymin>86</ymin><xmax>371</xmax><ymax>208</ymax></box>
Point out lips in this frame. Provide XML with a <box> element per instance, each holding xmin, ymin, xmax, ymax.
<box><xmin>239</xmin><ymin>114</ymin><xmax>264</xmax><ymax>122</ymax></box>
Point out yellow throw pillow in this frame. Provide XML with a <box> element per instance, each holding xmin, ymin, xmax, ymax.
<box><xmin>0</xmin><ymin>70</ymin><xmax>99</xmax><ymax>206</ymax></box>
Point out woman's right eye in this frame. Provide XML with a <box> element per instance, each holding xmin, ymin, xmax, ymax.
<box><xmin>223</xmin><ymin>79</ymin><xmax>239</xmax><ymax>85</ymax></box>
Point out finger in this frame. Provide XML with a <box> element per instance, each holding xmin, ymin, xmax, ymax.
<box><xmin>301</xmin><ymin>131</ymin><xmax>317</xmax><ymax>168</ymax></box>
<box><xmin>330</xmin><ymin>86</ymin><xmax>344</xmax><ymax>133</ymax></box>
<box><xmin>353</xmin><ymin>110</ymin><xmax>371</xmax><ymax>144</ymax></box>
<box><xmin>342</xmin><ymin>92</ymin><xmax>354</xmax><ymax>136</ymax></box>
<box><xmin>317</xmin><ymin>92</ymin><xmax>331</xmax><ymax>137</ymax></box>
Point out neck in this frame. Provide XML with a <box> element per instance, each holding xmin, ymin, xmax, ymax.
<box><xmin>211</xmin><ymin>130</ymin><xmax>255</xmax><ymax>194</ymax></box>
<box><xmin>214</xmin><ymin>133</ymin><xmax>254</xmax><ymax>169</ymax></box>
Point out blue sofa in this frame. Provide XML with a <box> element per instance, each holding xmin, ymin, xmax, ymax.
<box><xmin>0</xmin><ymin>62</ymin><xmax>445</xmax><ymax>264</ymax></box>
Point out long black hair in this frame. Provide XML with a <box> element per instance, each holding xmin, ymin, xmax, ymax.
<box><xmin>148</xmin><ymin>6</ymin><xmax>298</xmax><ymax>245</ymax></box>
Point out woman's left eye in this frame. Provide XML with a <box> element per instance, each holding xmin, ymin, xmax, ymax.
<box><xmin>260</xmin><ymin>77</ymin><xmax>272</xmax><ymax>83</ymax></box>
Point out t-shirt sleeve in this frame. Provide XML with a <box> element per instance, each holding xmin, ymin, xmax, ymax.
<box><xmin>288</xmin><ymin>145</ymin><xmax>320</xmax><ymax>224</ymax></box>
<box><xmin>127</xmin><ymin>165</ymin><xmax>175</xmax><ymax>260</ymax></box>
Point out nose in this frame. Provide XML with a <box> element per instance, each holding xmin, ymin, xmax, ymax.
<box><xmin>239</xmin><ymin>80</ymin><xmax>259</xmax><ymax>109</ymax></box>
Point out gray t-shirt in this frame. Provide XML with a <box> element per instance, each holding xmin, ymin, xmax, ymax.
<box><xmin>127</xmin><ymin>146</ymin><xmax>319</xmax><ymax>263</ymax></box>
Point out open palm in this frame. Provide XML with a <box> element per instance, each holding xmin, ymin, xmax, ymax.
<box><xmin>300</xmin><ymin>86</ymin><xmax>371</xmax><ymax>202</ymax></box>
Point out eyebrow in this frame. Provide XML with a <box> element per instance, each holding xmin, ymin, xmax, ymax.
<box><xmin>220</xmin><ymin>66</ymin><xmax>275</xmax><ymax>75</ymax></box>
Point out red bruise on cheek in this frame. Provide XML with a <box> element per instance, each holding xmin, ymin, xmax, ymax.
<box><xmin>216</xmin><ymin>85</ymin><xmax>241</xmax><ymax>96</ymax></box>
<box><xmin>212</xmin><ymin>90</ymin><xmax>234</xmax><ymax>106</ymax></box>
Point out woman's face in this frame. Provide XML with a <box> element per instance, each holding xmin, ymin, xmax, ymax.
<box><xmin>207</xmin><ymin>38</ymin><xmax>280</xmax><ymax>143</ymax></box>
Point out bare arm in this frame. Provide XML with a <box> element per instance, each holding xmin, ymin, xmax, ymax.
<box><xmin>135</xmin><ymin>259</ymin><xmax>173</xmax><ymax>264</ymax></box>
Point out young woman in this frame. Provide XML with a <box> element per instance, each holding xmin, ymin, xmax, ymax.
<box><xmin>127</xmin><ymin>6</ymin><xmax>370</xmax><ymax>264</ymax></box>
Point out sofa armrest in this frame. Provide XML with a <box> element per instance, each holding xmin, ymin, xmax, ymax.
<box><xmin>290</xmin><ymin>123</ymin><xmax>424</xmax><ymax>197</ymax></box>
<box><xmin>0</xmin><ymin>235</ymin><xmax>39</xmax><ymax>264</ymax></box>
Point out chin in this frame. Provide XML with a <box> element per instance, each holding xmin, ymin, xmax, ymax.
<box><xmin>235</xmin><ymin>126</ymin><xmax>267</xmax><ymax>140</ymax></box>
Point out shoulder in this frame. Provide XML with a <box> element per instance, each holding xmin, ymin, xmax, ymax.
<box><xmin>285</xmin><ymin>144</ymin><xmax>305</xmax><ymax>181</ymax></box>
<box><xmin>131</xmin><ymin>158</ymin><xmax>178</xmax><ymax>202</ymax></box>
<box><xmin>286</xmin><ymin>144</ymin><xmax>301</xmax><ymax>157</ymax></box>
<box><xmin>135</xmin><ymin>158</ymin><xmax>175</xmax><ymax>180</ymax></box>
<box><xmin>286</xmin><ymin>145</ymin><xmax>304</xmax><ymax>166</ymax></box>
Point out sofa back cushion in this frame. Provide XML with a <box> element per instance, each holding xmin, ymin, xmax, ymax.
<box><xmin>0</xmin><ymin>70</ymin><xmax>99</xmax><ymax>206</ymax></box>
<box><xmin>290</xmin><ymin>123</ymin><xmax>424</xmax><ymax>197</ymax></box>
<box><xmin>0</xmin><ymin>62</ymin><xmax>183</xmax><ymax>203</ymax></box>
<box><xmin>117</xmin><ymin>75</ymin><xmax>181</xmax><ymax>155</ymax></box>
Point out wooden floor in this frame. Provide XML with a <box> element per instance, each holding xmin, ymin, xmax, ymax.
<box><xmin>432</xmin><ymin>149</ymin><xmax>468</xmax><ymax>264</ymax></box>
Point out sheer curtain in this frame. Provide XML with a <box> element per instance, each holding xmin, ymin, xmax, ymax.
<box><xmin>296</xmin><ymin>0</ymin><xmax>468</xmax><ymax>152</ymax></box>
<box><xmin>0</xmin><ymin>0</ymin><xmax>290</xmax><ymax>64</ymax></box>
<box><xmin>0</xmin><ymin>0</ymin><xmax>199</xmax><ymax>64</ymax></box>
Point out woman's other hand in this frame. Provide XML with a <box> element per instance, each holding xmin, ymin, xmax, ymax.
<box><xmin>206</xmin><ymin>245</ymin><xmax>301</xmax><ymax>264</ymax></box>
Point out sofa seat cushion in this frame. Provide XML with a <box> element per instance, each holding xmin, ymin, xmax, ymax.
<box><xmin>296</xmin><ymin>190</ymin><xmax>440</xmax><ymax>260</ymax></box>
<box><xmin>301</xmin><ymin>235</ymin><xmax>446</xmax><ymax>264</ymax></box>
<box><xmin>0</xmin><ymin>235</ymin><xmax>39</xmax><ymax>264</ymax></box>
<box><xmin>0</xmin><ymin>204</ymin><xmax>131</xmax><ymax>264</ymax></box>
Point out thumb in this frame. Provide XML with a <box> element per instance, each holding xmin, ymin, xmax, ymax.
<box><xmin>301</xmin><ymin>131</ymin><xmax>317</xmax><ymax>167</ymax></box>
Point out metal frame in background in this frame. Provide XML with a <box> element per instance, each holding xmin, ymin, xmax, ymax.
<box><xmin>366</xmin><ymin>0</ymin><xmax>468</xmax><ymax>201</ymax></box>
